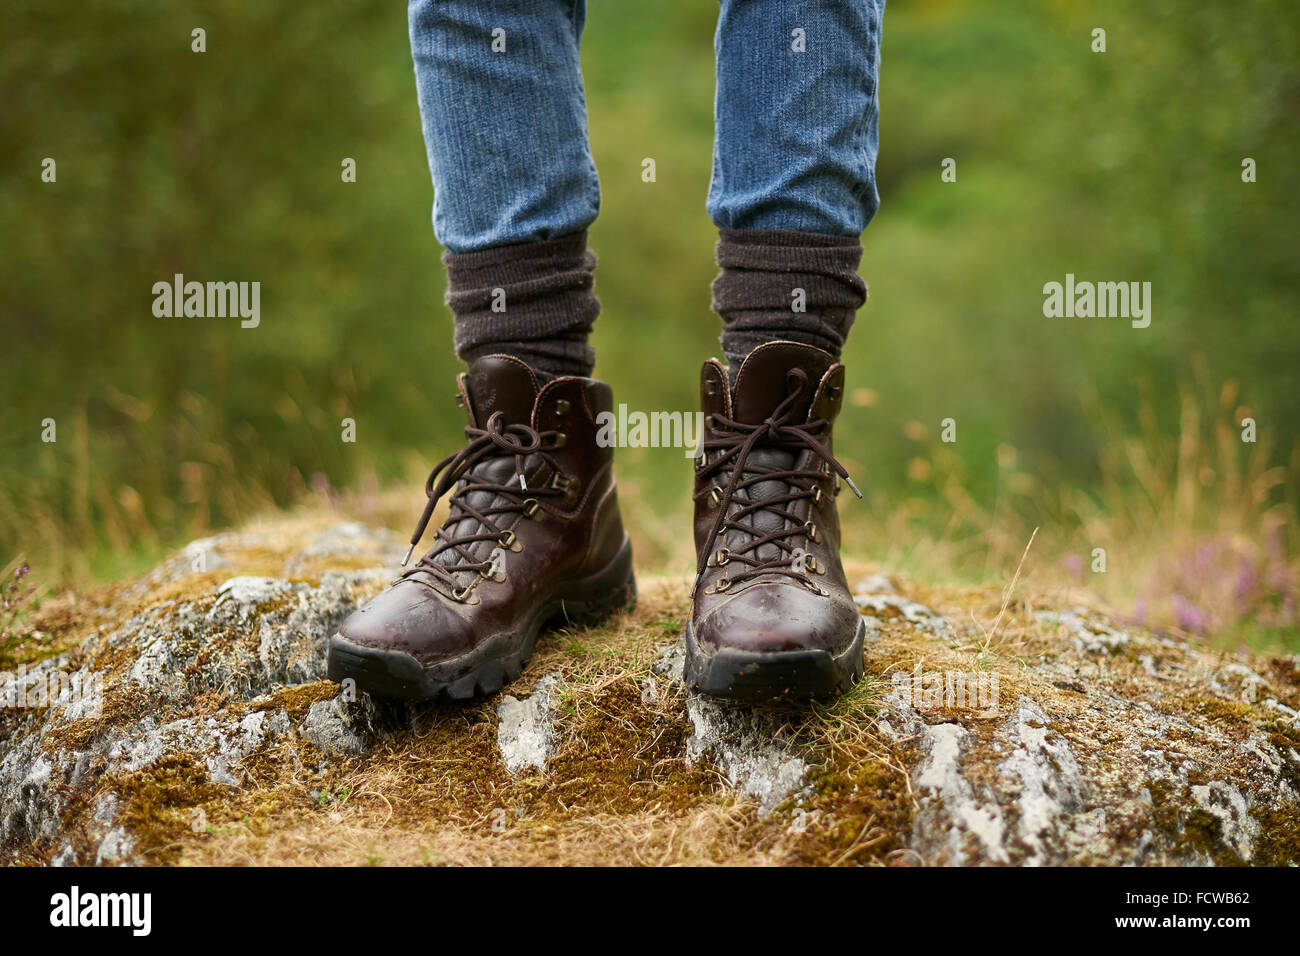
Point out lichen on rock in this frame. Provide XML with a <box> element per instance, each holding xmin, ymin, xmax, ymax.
<box><xmin>496</xmin><ymin>672</ymin><xmax>562</xmax><ymax>774</ymax></box>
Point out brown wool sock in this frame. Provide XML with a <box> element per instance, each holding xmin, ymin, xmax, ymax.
<box><xmin>711</xmin><ymin>228</ymin><xmax>867</xmax><ymax>375</ymax></box>
<box><xmin>443</xmin><ymin>230</ymin><xmax>598</xmax><ymax>379</ymax></box>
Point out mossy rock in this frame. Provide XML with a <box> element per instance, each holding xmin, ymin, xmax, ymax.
<box><xmin>2</xmin><ymin>515</ymin><xmax>1297</xmax><ymax>866</ymax></box>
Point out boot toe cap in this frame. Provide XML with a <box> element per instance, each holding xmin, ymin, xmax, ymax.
<box><xmin>693</xmin><ymin>580</ymin><xmax>862</xmax><ymax>656</ymax></box>
<box><xmin>337</xmin><ymin>580</ymin><xmax>474</xmax><ymax>665</ymax></box>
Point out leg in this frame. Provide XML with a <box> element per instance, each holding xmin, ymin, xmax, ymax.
<box><xmin>687</xmin><ymin>0</ymin><xmax>885</xmax><ymax>700</ymax></box>
<box><xmin>409</xmin><ymin>0</ymin><xmax>602</xmax><ymax>376</ymax></box>
<box><xmin>329</xmin><ymin>4</ymin><xmax>634</xmax><ymax>700</ymax></box>
<box><xmin>708</xmin><ymin>0</ymin><xmax>883</xmax><ymax>368</ymax></box>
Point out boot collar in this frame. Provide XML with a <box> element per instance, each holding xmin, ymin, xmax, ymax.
<box><xmin>458</xmin><ymin>355</ymin><xmax>541</xmax><ymax>428</ymax></box>
<box><xmin>701</xmin><ymin>341</ymin><xmax>847</xmax><ymax>428</ymax></box>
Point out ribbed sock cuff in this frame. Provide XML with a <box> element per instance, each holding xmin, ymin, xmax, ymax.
<box><xmin>443</xmin><ymin>230</ymin><xmax>598</xmax><ymax>378</ymax></box>
<box><xmin>711</xmin><ymin>228</ymin><xmax>867</xmax><ymax>371</ymax></box>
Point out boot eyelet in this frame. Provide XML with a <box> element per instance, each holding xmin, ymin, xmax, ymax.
<box><xmin>714</xmin><ymin>576</ymin><xmax>731</xmax><ymax>592</ymax></box>
<box><xmin>708</xmin><ymin>485</ymin><xmax>723</xmax><ymax>507</ymax></box>
<box><xmin>704</xmin><ymin>415</ymin><xmax>716</xmax><ymax>430</ymax></box>
<box><xmin>548</xmin><ymin>472</ymin><xmax>577</xmax><ymax>500</ymax></box>
<box><xmin>713</xmin><ymin>548</ymin><xmax>730</xmax><ymax>566</ymax></box>
<box><xmin>452</xmin><ymin>585</ymin><xmax>473</xmax><ymax>602</ymax></box>
<box><xmin>553</xmin><ymin>432</ymin><xmax>567</xmax><ymax>449</ymax></box>
<box><xmin>522</xmin><ymin>498</ymin><xmax>540</xmax><ymax>518</ymax></box>
<box><xmin>804</xmin><ymin>521</ymin><xmax>819</xmax><ymax>543</ymax></box>
<box><xmin>705</xmin><ymin>380</ymin><xmax>718</xmax><ymax>396</ymax></box>
<box><xmin>555</xmin><ymin>398</ymin><xmax>570</xmax><ymax>415</ymax></box>
<box><xmin>498</xmin><ymin>529</ymin><xmax>518</xmax><ymax>549</ymax></box>
<box><xmin>812</xmin><ymin>486</ymin><xmax>823</xmax><ymax>504</ymax></box>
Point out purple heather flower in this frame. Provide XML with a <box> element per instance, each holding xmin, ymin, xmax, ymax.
<box><xmin>1172</xmin><ymin>594</ymin><xmax>1207</xmax><ymax>633</ymax></box>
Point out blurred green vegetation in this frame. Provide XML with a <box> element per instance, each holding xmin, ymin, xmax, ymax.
<box><xmin>1</xmin><ymin>1</ymin><xmax>1298</xmax><ymax>643</ymax></box>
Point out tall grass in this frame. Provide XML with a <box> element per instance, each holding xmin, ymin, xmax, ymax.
<box><xmin>840</xmin><ymin>365</ymin><xmax>1298</xmax><ymax>649</ymax></box>
<box><xmin>3</xmin><ymin>366</ymin><xmax>1295</xmax><ymax>652</ymax></box>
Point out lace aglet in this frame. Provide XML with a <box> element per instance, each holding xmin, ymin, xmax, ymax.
<box><xmin>845</xmin><ymin>475</ymin><xmax>863</xmax><ymax>499</ymax></box>
<box><xmin>401</xmin><ymin>543</ymin><xmax>415</xmax><ymax>567</ymax></box>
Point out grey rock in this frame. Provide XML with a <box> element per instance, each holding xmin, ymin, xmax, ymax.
<box><xmin>685</xmin><ymin>695</ymin><xmax>808</xmax><ymax>817</ymax></box>
<box><xmin>0</xmin><ymin>523</ymin><xmax>394</xmax><ymax>865</ymax></box>
<box><xmin>855</xmin><ymin>593</ymin><xmax>953</xmax><ymax>637</ymax></box>
<box><xmin>1190</xmin><ymin>781</ymin><xmax>1259</xmax><ymax>862</ymax></box>
<box><xmin>212</xmin><ymin>576</ymin><xmax>292</xmax><ymax>618</ymax></box>
<box><xmin>854</xmin><ymin>573</ymin><xmax>896</xmax><ymax>595</ymax></box>
<box><xmin>496</xmin><ymin>673</ymin><xmax>562</xmax><ymax>774</ymax></box>
<box><xmin>997</xmin><ymin>699</ymin><xmax>1088</xmax><ymax>865</ymax></box>
<box><xmin>884</xmin><ymin>694</ymin><xmax>1008</xmax><ymax>864</ymax></box>
<box><xmin>1037</xmin><ymin>608</ymin><xmax>1131</xmax><ymax>655</ymax></box>
<box><xmin>3</xmin><ymin>522</ymin><xmax>1296</xmax><ymax>867</ymax></box>
<box><xmin>300</xmin><ymin>694</ymin><xmax>375</xmax><ymax>756</ymax></box>
<box><xmin>659</xmin><ymin>640</ymin><xmax>807</xmax><ymax>816</ymax></box>
<box><xmin>95</xmin><ymin>827</ymin><xmax>135</xmax><ymax>866</ymax></box>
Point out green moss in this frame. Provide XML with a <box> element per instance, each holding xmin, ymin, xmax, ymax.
<box><xmin>1250</xmin><ymin>805</ymin><xmax>1300</xmax><ymax>866</ymax></box>
<box><xmin>1194</xmin><ymin>696</ymin><xmax>1255</xmax><ymax>723</ymax></box>
<box><xmin>246</xmin><ymin>681</ymin><xmax>338</xmax><ymax>721</ymax></box>
<box><xmin>108</xmin><ymin>753</ymin><xmax>227</xmax><ymax>864</ymax></box>
<box><xmin>1147</xmin><ymin>780</ymin><xmax>1246</xmax><ymax>865</ymax></box>
<box><xmin>789</xmin><ymin>757</ymin><xmax>914</xmax><ymax>865</ymax></box>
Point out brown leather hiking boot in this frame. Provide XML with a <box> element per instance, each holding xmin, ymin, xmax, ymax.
<box><xmin>328</xmin><ymin>355</ymin><xmax>635</xmax><ymax>700</ymax></box>
<box><xmin>686</xmin><ymin>341</ymin><xmax>867</xmax><ymax>701</ymax></box>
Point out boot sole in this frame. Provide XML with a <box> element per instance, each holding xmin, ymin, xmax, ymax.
<box><xmin>327</xmin><ymin>538</ymin><xmax>636</xmax><ymax>701</ymax></box>
<box><xmin>683</xmin><ymin>616</ymin><xmax>866</xmax><ymax>702</ymax></box>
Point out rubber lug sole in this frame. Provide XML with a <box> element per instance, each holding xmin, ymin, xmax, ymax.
<box><xmin>327</xmin><ymin>541</ymin><xmax>636</xmax><ymax>701</ymax></box>
<box><xmin>684</xmin><ymin>615</ymin><xmax>866</xmax><ymax>702</ymax></box>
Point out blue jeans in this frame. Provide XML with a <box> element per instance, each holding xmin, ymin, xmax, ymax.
<box><xmin>409</xmin><ymin>0</ymin><xmax>884</xmax><ymax>253</ymax></box>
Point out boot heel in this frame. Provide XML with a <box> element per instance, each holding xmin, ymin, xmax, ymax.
<box><xmin>554</xmin><ymin>569</ymin><xmax>637</xmax><ymax>629</ymax></box>
<box><xmin>547</xmin><ymin>537</ymin><xmax>637</xmax><ymax>629</ymax></box>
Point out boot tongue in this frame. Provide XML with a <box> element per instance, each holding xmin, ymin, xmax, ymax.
<box><xmin>731</xmin><ymin>342</ymin><xmax>835</xmax><ymax>425</ymax></box>
<box><xmin>462</xmin><ymin>354</ymin><xmax>542</xmax><ymax>427</ymax></box>
<box><xmin>422</xmin><ymin>355</ymin><xmax>541</xmax><ymax>584</ymax></box>
<box><xmin>725</xmin><ymin>342</ymin><xmax>835</xmax><ymax>565</ymax></box>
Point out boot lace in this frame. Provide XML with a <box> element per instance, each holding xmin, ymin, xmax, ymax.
<box><xmin>693</xmin><ymin>369</ymin><xmax>861</xmax><ymax>595</ymax></box>
<box><xmin>400</xmin><ymin>411</ymin><xmax>567</xmax><ymax>595</ymax></box>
